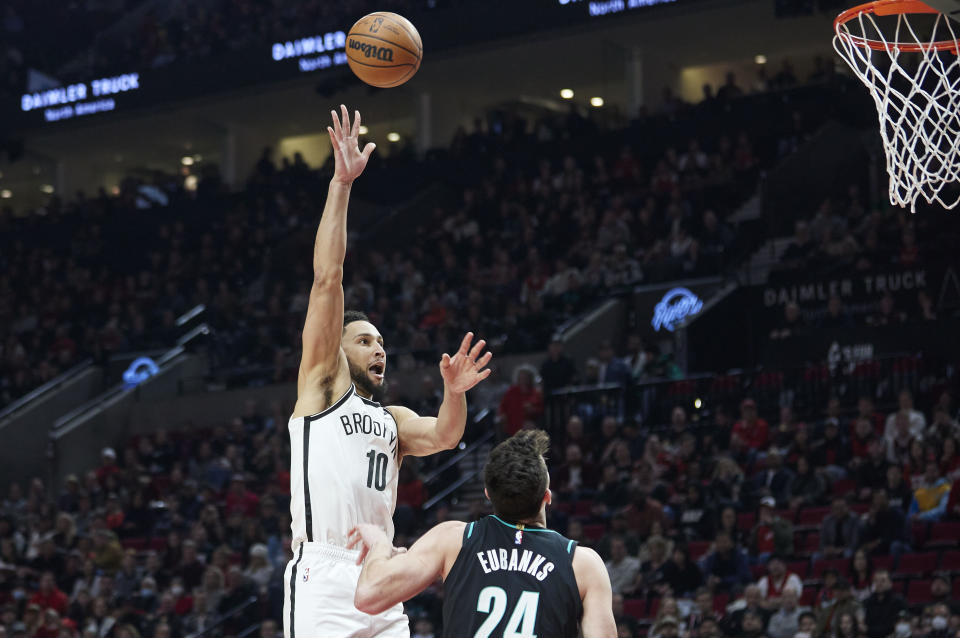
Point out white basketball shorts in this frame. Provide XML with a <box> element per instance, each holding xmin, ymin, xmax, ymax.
<box><xmin>283</xmin><ymin>542</ymin><xmax>409</xmax><ymax>638</ymax></box>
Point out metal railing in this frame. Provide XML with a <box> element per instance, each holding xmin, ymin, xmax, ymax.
<box><xmin>0</xmin><ymin>359</ymin><xmax>94</xmax><ymax>420</ymax></box>
<box><xmin>546</xmin><ymin>353</ymin><xmax>932</xmax><ymax>432</ymax></box>
<box><xmin>422</xmin><ymin>409</ymin><xmax>497</xmax><ymax>511</ymax></box>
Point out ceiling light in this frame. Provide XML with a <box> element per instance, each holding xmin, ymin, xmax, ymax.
<box><xmin>0</xmin><ymin>189</ymin><xmax>11</xmax><ymax>199</ymax></box>
<box><xmin>387</xmin><ymin>132</ymin><xmax>401</xmax><ymax>142</ymax></box>
<box><xmin>590</xmin><ymin>97</ymin><xmax>604</xmax><ymax>107</ymax></box>
<box><xmin>560</xmin><ymin>89</ymin><xmax>574</xmax><ymax>99</ymax></box>
<box><xmin>40</xmin><ymin>184</ymin><xmax>54</xmax><ymax>194</ymax></box>
<box><xmin>359</xmin><ymin>125</ymin><xmax>369</xmax><ymax>135</ymax></box>
<box><xmin>181</xmin><ymin>156</ymin><xmax>194</xmax><ymax>166</ymax></box>
<box><xmin>755</xmin><ymin>54</ymin><xmax>768</xmax><ymax>65</ymax></box>
<box><xmin>694</xmin><ymin>398</ymin><xmax>702</xmax><ymax>409</ymax></box>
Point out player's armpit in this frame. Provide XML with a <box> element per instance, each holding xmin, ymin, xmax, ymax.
<box><xmin>388</xmin><ymin>405</ymin><xmax>460</xmax><ymax>458</ymax></box>
<box><xmin>573</xmin><ymin>546</ymin><xmax>617</xmax><ymax>638</ymax></box>
<box><xmin>353</xmin><ymin>521</ymin><xmax>464</xmax><ymax>615</ymax></box>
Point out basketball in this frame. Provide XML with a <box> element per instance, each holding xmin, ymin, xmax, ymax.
<box><xmin>346</xmin><ymin>12</ymin><xmax>422</xmax><ymax>88</ymax></box>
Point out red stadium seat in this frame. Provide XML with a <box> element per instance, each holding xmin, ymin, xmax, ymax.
<box><xmin>940</xmin><ymin>551</ymin><xmax>960</xmax><ymax>572</ymax></box>
<box><xmin>623</xmin><ymin>598</ymin><xmax>646</xmax><ymax>619</ymax></box>
<box><xmin>798</xmin><ymin>532</ymin><xmax>820</xmax><ymax>556</ymax></box>
<box><xmin>800</xmin><ymin>586</ymin><xmax>818</xmax><ymax>607</ymax></box>
<box><xmin>751</xmin><ymin>565</ymin><xmax>766</xmax><ymax>580</ymax></box>
<box><xmin>811</xmin><ymin>558</ymin><xmax>849</xmax><ymax>579</ymax></box>
<box><xmin>831</xmin><ymin>479</ymin><xmax>856</xmax><ymax>496</ymax></box>
<box><xmin>583</xmin><ymin>523</ymin><xmax>606</xmax><ymax>541</ymax></box>
<box><xmin>713</xmin><ymin>593</ymin><xmax>729</xmax><ymax>615</ymax></box>
<box><xmin>906</xmin><ymin>580</ymin><xmax>934</xmax><ymax>604</ymax></box>
<box><xmin>787</xmin><ymin>560</ymin><xmax>810</xmax><ymax>579</ymax></box>
<box><xmin>121</xmin><ymin>537</ymin><xmax>146</xmax><ymax>550</ymax></box>
<box><xmin>896</xmin><ymin>553</ymin><xmax>938</xmax><ymax>576</ymax></box>
<box><xmin>573</xmin><ymin>500</ymin><xmax>593</xmax><ymax>517</ymax></box>
<box><xmin>850</xmin><ymin>503</ymin><xmax>869</xmax><ymax>515</ymax></box>
<box><xmin>647</xmin><ymin>598</ymin><xmax>660</xmax><ymax>619</ymax></box>
<box><xmin>873</xmin><ymin>555</ymin><xmax>894</xmax><ymax>572</ymax></box>
<box><xmin>551</xmin><ymin>501</ymin><xmax>572</xmax><ymax>515</ymax></box>
<box><xmin>797</xmin><ymin>507</ymin><xmax>830</xmax><ymax>527</ymax></box>
<box><xmin>738</xmin><ymin>512</ymin><xmax>756</xmax><ymax>531</ymax></box>
<box><xmin>911</xmin><ymin>522</ymin><xmax>929</xmax><ymax>548</ymax></box>
<box><xmin>689</xmin><ymin>541</ymin><xmax>710</xmax><ymax>561</ymax></box>
<box><xmin>927</xmin><ymin>522</ymin><xmax>960</xmax><ymax>548</ymax></box>
<box><xmin>149</xmin><ymin>537</ymin><xmax>167</xmax><ymax>552</ymax></box>
<box><xmin>953</xmin><ymin>578</ymin><xmax>960</xmax><ymax>599</ymax></box>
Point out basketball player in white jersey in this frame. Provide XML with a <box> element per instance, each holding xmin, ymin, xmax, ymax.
<box><xmin>283</xmin><ymin>105</ymin><xmax>493</xmax><ymax>638</ymax></box>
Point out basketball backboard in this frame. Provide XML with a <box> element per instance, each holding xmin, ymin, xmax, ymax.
<box><xmin>921</xmin><ymin>0</ymin><xmax>960</xmax><ymax>20</ymax></box>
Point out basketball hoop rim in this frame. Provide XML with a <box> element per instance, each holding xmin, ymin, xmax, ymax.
<box><xmin>835</xmin><ymin>0</ymin><xmax>960</xmax><ymax>52</ymax></box>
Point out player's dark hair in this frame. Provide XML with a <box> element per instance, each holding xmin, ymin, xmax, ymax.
<box><xmin>484</xmin><ymin>430</ymin><xmax>550</xmax><ymax>523</ymax></box>
<box><xmin>343</xmin><ymin>310</ymin><xmax>369</xmax><ymax>331</ymax></box>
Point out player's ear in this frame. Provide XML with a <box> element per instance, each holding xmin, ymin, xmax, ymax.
<box><xmin>543</xmin><ymin>488</ymin><xmax>552</xmax><ymax>506</ymax></box>
<box><xmin>483</xmin><ymin>488</ymin><xmax>490</xmax><ymax>501</ymax></box>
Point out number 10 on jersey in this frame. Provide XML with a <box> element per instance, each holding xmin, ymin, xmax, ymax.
<box><xmin>366</xmin><ymin>450</ymin><xmax>388</xmax><ymax>491</ymax></box>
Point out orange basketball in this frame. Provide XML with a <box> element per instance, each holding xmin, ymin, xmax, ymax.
<box><xmin>346</xmin><ymin>13</ymin><xmax>422</xmax><ymax>88</ymax></box>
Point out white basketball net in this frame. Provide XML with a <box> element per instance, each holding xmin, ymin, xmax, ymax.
<box><xmin>834</xmin><ymin>8</ymin><xmax>960</xmax><ymax>211</ymax></box>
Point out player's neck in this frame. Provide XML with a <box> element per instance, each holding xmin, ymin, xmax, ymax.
<box><xmin>515</xmin><ymin>513</ymin><xmax>547</xmax><ymax>529</ymax></box>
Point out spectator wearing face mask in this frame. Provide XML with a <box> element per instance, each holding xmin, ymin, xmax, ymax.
<box><xmin>925</xmin><ymin>603</ymin><xmax>951</xmax><ymax>638</ymax></box>
<box><xmin>892</xmin><ymin>611</ymin><xmax>913</xmax><ymax>638</ymax></box>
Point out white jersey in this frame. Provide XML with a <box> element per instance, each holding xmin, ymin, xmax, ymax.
<box><xmin>288</xmin><ymin>384</ymin><xmax>400</xmax><ymax>549</ymax></box>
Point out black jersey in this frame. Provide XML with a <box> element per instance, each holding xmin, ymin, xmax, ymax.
<box><xmin>442</xmin><ymin>515</ymin><xmax>582</xmax><ymax>638</ymax></box>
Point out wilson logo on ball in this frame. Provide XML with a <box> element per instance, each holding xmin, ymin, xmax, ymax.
<box><xmin>348</xmin><ymin>40</ymin><xmax>395</xmax><ymax>62</ymax></box>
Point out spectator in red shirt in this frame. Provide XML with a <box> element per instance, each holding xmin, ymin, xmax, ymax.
<box><xmin>732</xmin><ymin>399</ymin><xmax>769</xmax><ymax>452</ymax></box>
<box><xmin>396</xmin><ymin>465</ymin><xmax>425</xmax><ymax>510</ymax></box>
<box><xmin>223</xmin><ymin>475</ymin><xmax>259</xmax><ymax>518</ymax></box>
<box><xmin>497</xmin><ymin>366</ymin><xmax>543</xmax><ymax>436</ymax></box>
<box><xmin>29</xmin><ymin>572</ymin><xmax>68</xmax><ymax>616</ymax></box>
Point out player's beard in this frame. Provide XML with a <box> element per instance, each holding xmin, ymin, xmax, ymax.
<box><xmin>348</xmin><ymin>358</ymin><xmax>387</xmax><ymax>403</ymax></box>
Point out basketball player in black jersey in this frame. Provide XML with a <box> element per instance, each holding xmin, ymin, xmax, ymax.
<box><xmin>347</xmin><ymin>430</ymin><xmax>616</xmax><ymax>637</ymax></box>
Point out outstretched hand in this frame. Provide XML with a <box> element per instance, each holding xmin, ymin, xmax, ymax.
<box><xmin>439</xmin><ymin>332</ymin><xmax>493</xmax><ymax>394</ymax></box>
<box><xmin>328</xmin><ymin>104</ymin><xmax>376</xmax><ymax>185</ymax></box>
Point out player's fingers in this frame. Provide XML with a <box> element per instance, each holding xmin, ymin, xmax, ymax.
<box><xmin>327</xmin><ymin>127</ymin><xmax>341</xmax><ymax>153</ymax></box>
<box><xmin>458</xmin><ymin>332</ymin><xmax>473</xmax><ymax>355</ymax></box>
<box><xmin>477</xmin><ymin>352</ymin><xmax>493</xmax><ymax>368</ymax></box>
<box><xmin>361</xmin><ymin>143</ymin><xmax>376</xmax><ymax>161</ymax></box>
<box><xmin>352</xmin><ymin>110</ymin><xmax>361</xmax><ymax>137</ymax></box>
<box><xmin>341</xmin><ymin>104</ymin><xmax>350</xmax><ymax>136</ymax></box>
<box><xmin>468</xmin><ymin>339</ymin><xmax>486</xmax><ymax>360</ymax></box>
<box><xmin>331</xmin><ymin>110</ymin><xmax>343</xmax><ymax>139</ymax></box>
<box><xmin>476</xmin><ymin>368</ymin><xmax>493</xmax><ymax>382</ymax></box>
<box><xmin>440</xmin><ymin>353</ymin><xmax>451</xmax><ymax>368</ymax></box>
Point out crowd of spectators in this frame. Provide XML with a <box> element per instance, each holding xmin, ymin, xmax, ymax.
<box><xmin>2</xmin><ymin>64</ymin><xmax>838</xmax><ymax>408</ymax></box>
<box><xmin>530</xmin><ymin>348</ymin><xmax>960</xmax><ymax>638</ymax></box>
<box><xmin>1</xmin><ymin>349</ymin><xmax>958</xmax><ymax>638</ymax></box>
<box><xmin>767</xmin><ymin>183</ymin><xmax>959</xmax><ymax>341</ymax></box>
<box><xmin>0</xmin><ymin>400</ymin><xmax>295</xmax><ymax>638</ymax></box>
